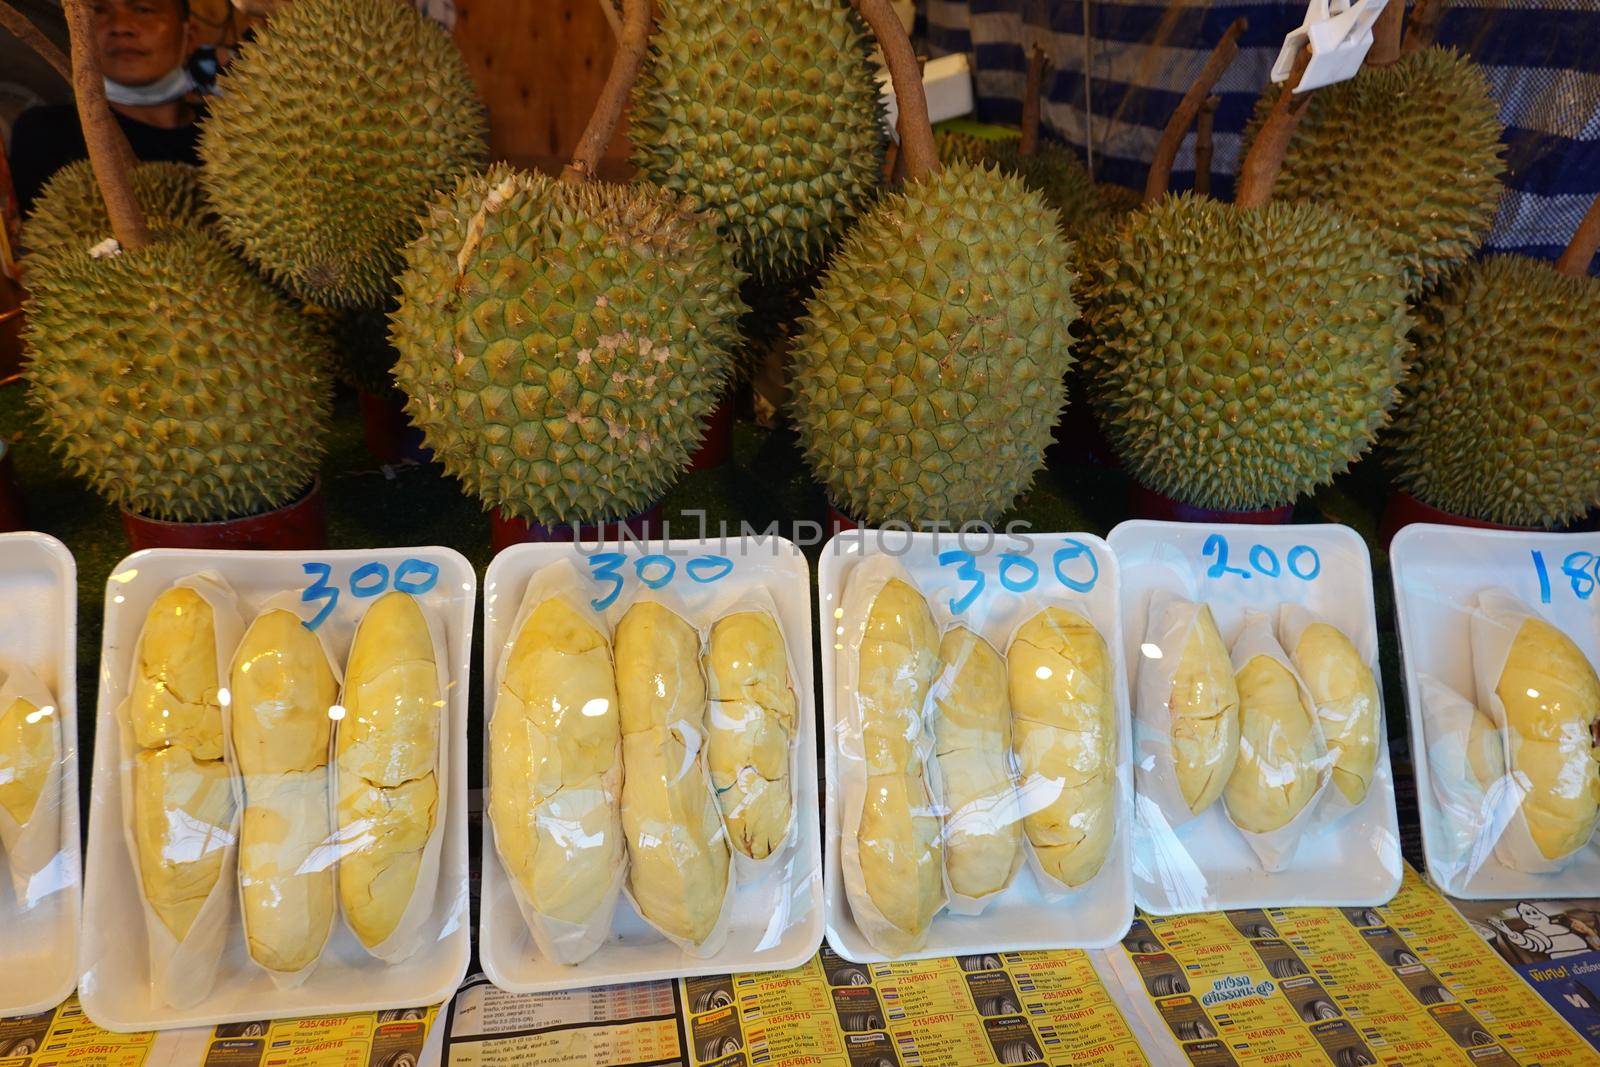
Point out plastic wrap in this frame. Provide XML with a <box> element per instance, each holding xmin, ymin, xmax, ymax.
<box><xmin>116</xmin><ymin>573</ymin><xmax>243</xmax><ymax>1008</ymax></box>
<box><xmin>0</xmin><ymin>532</ymin><xmax>79</xmax><ymax>1019</ymax></box>
<box><xmin>478</xmin><ymin>538</ymin><xmax>821</xmax><ymax>993</ymax></box>
<box><xmin>820</xmin><ymin>530</ymin><xmax>1133</xmax><ymax>963</ymax></box>
<box><xmin>1468</xmin><ymin>589</ymin><xmax>1599</xmax><ymax>874</ymax></box>
<box><xmin>81</xmin><ymin>548</ymin><xmax>473</xmax><ymax>1031</ymax></box>
<box><xmin>1111</xmin><ymin>520</ymin><xmax>1401</xmax><ymax>914</ymax></box>
<box><xmin>487</xmin><ymin>557</ymin><xmax>626</xmax><ymax>966</ymax></box>
<box><xmin>615</xmin><ymin>592</ymin><xmax>735</xmax><ymax>957</ymax></box>
<box><xmin>333</xmin><ymin>590</ymin><xmax>449</xmax><ymax>963</ymax></box>
<box><xmin>1417</xmin><ymin>675</ymin><xmax>1506</xmax><ymax>884</ymax></box>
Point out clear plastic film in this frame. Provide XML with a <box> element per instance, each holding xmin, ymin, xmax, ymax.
<box><xmin>83</xmin><ymin>549</ymin><xmax>473</xmax><ymax>1031</ymax></box>
<box><xmin>1416</xmin><ymin>673</ymin><xmax>1509</xmax><ymax>888</ymax></box>
<box><xmin>1278</xmin><ymin>604</ymin><xmax>1382</xmax><ymax>813</ymax></box>
<box><xmin>478</xmin><ymin>538</ymin><xmax>821</xmax><ymax>993</ymax></box>
<box><xmin>0</xmin><ymin>532</ymin><xmax>79</xmax><ymax>1019</ymax></box>
<box><xmin>116</xmin><ymin>572</ymin><xmax>243</xmax><ymax>1009</ymax></box>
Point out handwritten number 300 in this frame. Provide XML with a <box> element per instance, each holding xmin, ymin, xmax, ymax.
<box><xmin>301</xmin><ymin>558</ymin><xmax>440</xmax><ymax>631</ymax></box>
<box><xmin>937</xmin><ymin>542</ymin><xmax>1099</xmax><ymax>615</ymax></box>
<box><xmin>587</xmin><ymin>552</ymin><xmax>735</xmax><ymax>612</ymax></box>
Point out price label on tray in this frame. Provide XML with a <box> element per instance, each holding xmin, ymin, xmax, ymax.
<box><xmin>300</xmin><ymin>558</ymin><xmax>442</xmax><ymax>629</ymax></box>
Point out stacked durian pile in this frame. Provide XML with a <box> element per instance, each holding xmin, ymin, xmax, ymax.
<box><xmin>488</xmin><ymin>562</ymin><xmax>800</xmax><ymax>961</ymax></box>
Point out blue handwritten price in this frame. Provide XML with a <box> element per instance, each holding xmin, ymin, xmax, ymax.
<box><xmin>586</xmin><ymin>551</ymin><xmax>734</xmax><ymax>612</ymax></box>
<box><xmin>935</xmin><ymin>541</ymin><xmax>1099</xmax><ymax>615</ymax></box>
<box><xmin>301</xmin><ymin>558</ymin><xmax>440</xmax><ymax>630</ymax></box>
<box><xmin>1531</xmin><ymin>549</ymin><xmax>1598</xmax><ymax>604</ymax></box>
<box><xmin>1200</xmin><ymin>534</ymin><xmax>1320</xmax><ymax>583</ymax></box>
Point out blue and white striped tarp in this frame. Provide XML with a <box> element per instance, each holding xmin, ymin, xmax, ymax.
<box><xmin>918</xmin><ymin>0</ymin><xmax>1600</xmax><ymax>269</ymax></box>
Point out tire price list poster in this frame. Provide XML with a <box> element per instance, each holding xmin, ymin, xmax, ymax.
<box><xmin>1099</xmin><ymin>866</ymin><xmax>1593</xmax><ymax>1066</ymax></box>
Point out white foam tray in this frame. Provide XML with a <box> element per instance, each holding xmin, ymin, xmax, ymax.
<box><xmin>80</xmin><ymin>548</ymin><xmax>474</xmax><ymax>1031</ymax></box>
<box><xmin>818</xmin><ymin>529</ymin><xmax>1135</xmax><ymax>963</ymax></box>
<box><xmin>1391</xmin><ymin>523</ymin><xmax>1600</xmax><ymax>898</ymax></box>
<box><xmin>0</xmin><ymin>532</ymin><xmax>80</xmax><ymax>1017</ymax></box>
<box><xmin>479</xmin><ymin>537</ymin><xmax>824</xmax><ymax>992</ymax></box>
<box><xmin>1108</xmin><ymin>520</ymin><xmax>1402</xmax><ymax>914</ymax></box>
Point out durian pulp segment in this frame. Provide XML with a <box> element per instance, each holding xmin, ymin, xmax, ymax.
<box><xmin>129</xmin><ymin>587</ymin><xmax>224</xmax><ymax>759</ymax></box>
<box><xmin>1291</xmin><ymin>624</ymin><xmax>1380</xmax><ymax>804</ymax></box>
<box><xmin>854</xmin><ymin>578</ymin><xmax>943</xmax><ymax>938</ymax></box>
<box><xmin>132</xmin><ymin>746</ymin><xmax>236</xmax><ymax>940</ymax></box>
<box><xmin>1495</xmin><ymin>617</ymin><xmax>1600</xmax><ymax>861</ymax></box>
<box><xmin>238</xmin><ymin>768</ymin><xmax>336</xmax><ymax>973</ymax></box>
<box><xmin>615</xmin><ymin>602</ymin><xmax>729</xmax><ymax>945</ymax></box>
<box><xmin>336</xmin><ymin>591</ymin><xmax>442</xmax><ymax>948</ymax></box>
<box><xmin>0</xmin><ymin>695</ymin><xmax>56</xmax><ymax>825</ymax></box>
<box><xmin>932</xmin><ymin>627</ymin><xmax>1022</xmax><ymax>899</ymax></box>
<box><xmin>787</xmin><ymin>162</ymin><xmax>1078</xmax><ymax>525</ymax></box>
<box><xmin>1467</xmin><ymin>707</ymin><xmax>1506</xmax><ymax>789</ymax></box>
<box><xmin>488</xmin><ymin>596</ymin><xmax>622</xmax><ymax>926</ymax></box>
<box><xmin>1168</xmin><ymin>605</ymin><xmax>1241</xmax><ymax>814</ymax></box>
<box><xmin>630</xmin><ymin>0</ymin><xmax>887</xmax><ymax>281</ymax></box>
<box><xmin>197</xmin><ymin>0</ymin><xmax>487</xmax><ymax>307</ymax></box>
<box><xmin>1224</xmin><ymin>656</ymin><xmax>1322</xmax><ymax>834</ymax></box>
<box><xmin>1005</xmin><ymin>608</ymin><xmax>1116</xmax><ymax>888</ymax></box>
<box><xmin>705</xmin><ymin>610</ymin><xmax>797</xmax><ymax>861</ymax></box>
<box><xmin>231</xmin><ymin>608</ymin><xmax>338</xmax><ymax>972</ymax></box>
<box><xmin>389</xmin><ymin>166</ymin><xmax>745</xmax><ymax>526</ymax></box>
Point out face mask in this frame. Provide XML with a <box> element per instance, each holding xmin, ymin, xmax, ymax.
<box><xmin>104</xmin><ymin>63</ymin><xmax>195</xmax><ymax>107</ymax></box>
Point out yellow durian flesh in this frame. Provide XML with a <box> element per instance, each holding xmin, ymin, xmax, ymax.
<box><xmin>336</xmin><ymin>591</ymin><xmax>441</xmax><ymax>948</ymax></box>
<box><xmin>230</xmin><ymin>609</ymin><xmax>337</xmax><ymax>778</ymax></box>
<box><xmin>1292</xmin><ymin>623</ymin><xmax>1380</xmax><ymax>804</ymax></box>
<box><xmin>0</xmin><ymin>696</ymin><xmax>57</xmax><ymax>825</ymax></box>
<box><xmin>488</xmin><ymin>596</ymin><xmax>622</xmax><ymax>925</ymax></box>
<box><xmin>1169</xmin><ymin>606</ymin><xmax>1240</xmax><ymax>814</ymax></box>
<box><xmin>133</xmin><ymin>745</ymin><xmax>235</xmax><ymax>940</ymax></box>
<box><xmin>1006</xmin><ymin>608</ymin><xmax>1116</xmax><ymax>888</ymax></box>
<box><xmin>615</xmin><ymin>601</ymin><xmax>728</xmax><ymax>944</ymax></box>
<box><xmin>932</xmin><ymin>627</ymin><xmax>1021</xmax><ymax>899</ymax></box>
<box><xmin>129</xmin><ymin>587</ymin><xmax>224</xmax><ymax>759</ymax></box>
<box><xmin>1467</xmin><ymin>707</ymin><xmax>1505</xmax><ymax>789</ymax></box>
<box><xmin>1224</xmin><ymin>656</ymin><xmax>1322</xmax><ymax>833</ymax></box>
<box><xmin>853</xmin><ymin>576</ymin><xmax>942</xmax><ymax>939</ymax></box>
<box><xmin>1496</xmin><ymin>618</ymin><xmax>1600</xmax><ymax>861</ymax></box>
<box><xmin>706</xmin><ymin>610</ymin><xmax>796</xmax><ymax>861</ymax></box>
<box><xmin>239</xmin><ymin>768</ymin><xmax>334</xmax><ymax>972</ymax></box>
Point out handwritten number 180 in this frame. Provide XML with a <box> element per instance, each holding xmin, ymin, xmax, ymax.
<box><xmin>1531</xmin><ymin>550</ymin><xmax>1598</xmax><ymax>603</ymax></box>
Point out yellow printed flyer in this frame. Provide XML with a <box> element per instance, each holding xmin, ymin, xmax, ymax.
<box><xmin>1098</xmin><ymin>865</ymin><xmax>1597</xmax><ymax>1066</ymax></box>
<box><xmin>0</xmin><ymin>997</ymin><xmax>154</xmax><ymax>1067</ymax></box>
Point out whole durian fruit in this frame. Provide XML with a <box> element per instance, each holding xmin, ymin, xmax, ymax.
<box><xmin>939</xmin><ymin>131</ymin><xmax>1134</xmax><ymax>236</ymax></box>
<box><xmin>199</xmin><ymin>0</ymin><xmax>487</xmax><ymax>308</ymax></box>
<box><xmin>630</xmin><ymin>0</ymin><xmax>886</xmax><ymax>282</ymax></box>
<box><xmin>1083</xmin><ymin>194</ymin><xmax>1411</xmax><ymax>511</ymax></box>
<box><xmin>390</xmin><ymin>166</ymin><xmax>745</xmax><ymax>524</ymax></box>
<box><xmin>23</xmin><ymin>160</ymin><xmax>206</xmax><ymax>263</ymax></box>
<box><xmin>1253</xmin><ymin>48</ymin><xmax>1502</xmax><ymax>293</ymax></box>
<box><xmin>788</xmin><ymin>158</ymin><xmax>1078</xmax><ymax>524</ymax></box>
<box><xmin>25</xmin><ymin>231</ymin><xmax>331</xmax><ymax>521</ymax></box>
<box><xmin>1387</xmin><ymin>254</ymin><xmax>1600</xmax><ymax>526</ymax></box>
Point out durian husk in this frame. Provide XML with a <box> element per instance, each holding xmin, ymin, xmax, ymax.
<box><xmin>22</xmin><ymin>159</ymin><xmax>207</xmax><ymax>266</ymax></box>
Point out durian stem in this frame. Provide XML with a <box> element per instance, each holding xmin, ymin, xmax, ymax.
<box><xmin>62</xmin><ymin>0</ymin><xmax>148</xmax><ymax>250</ymax></box>
<box><xmin>1402</xmin><ymin>0</ymin><xmax>1446</xmax><ymax>55</ymax></box>
<box><xmin>1143</xmin><ymin>17</ymin><xmax>1246</xmax><ymax>204</ymax></box>
<box><xmin>562</xmin><ymin>0</ymin><xmax>650</xmax><ymax>184</ymax></box>
<box><xmin>597</xmin><ymin>0</ymin><xmax>622</xmax><ymax>41</ymax></box>
<box><xmin>1194</xmin><ymin>95</ymin><xmax>1219</xmax><ymax>197</ymax></box>
<box><xmin>0</xmin><ymin>2</ymin><xmax>70</xmax><ymax>83</ymax></box>
<box><xmin>1368</xmin><ymin>0</ymin><xmax>1404</xmax><ymax>66</ymax></box>
<box><xmin>1555</xmin><ymin>195</ymin><xmax>1600</xmax><ymax>278</ymax></box>
<box><xmin>1019</xmin><ymin>46</ymin><xmax>1048</xmax><ymax>158</ymax></box>
<box><xmin>1235</xmin><ymin>43</ymin><xmax>1312</xmax><ymax>210</ymax></box>
<box><xmin>853</xmin><ymin>0</ymin><xmax>938</xmax><ymax>181</ymax></box>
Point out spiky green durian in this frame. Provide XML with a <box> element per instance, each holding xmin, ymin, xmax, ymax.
<box><xmin>1082</xmin><ymin>194</ymin><xmax>1410</xmax><ymax>511</ymax></box>
<box><xmin>1255</xmin><ymin>47</ymin><xmax>1502</xmax><ymax>293</ymax></box>
<box><xmin>24</xmin><ymin>231</ymin><xmax>331</xmax><ymax>522</ymax></box>
<box><xmin>788</xmin><ymin>161</ymin><xmax>1078</xmax><ymax>524</ymax></box>
<box><xmin>936</xmin><ymin>128</ymin><xmax>1135</xmax><ymax>235</ymax></box>
<box><xmin>23</xmin><ymin>160</ymin><xmax>207</xmax><ymax>264</ymax></box>
<box><xmin>1387</xmin><ymin>256</ymin><xmax>1600</xmax><ymax>527</ymax></box>
<box><xmin>631</xmin><ymin>0</ymin><xmax>886</xmax><ymax>282</ymax></box>
<box><xmin>389</xmin><ymin>166</ymin><xmax>746</xmax><ymax>525</ymax></box>
<box><xmin>199</xmin><ymin>0</ymin><xmax>486</xmax><ymax>308</ymax></box>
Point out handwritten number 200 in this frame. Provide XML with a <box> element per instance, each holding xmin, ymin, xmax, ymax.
<box><xmin>301</xmin><ymin>558</ymin><xmax>440</xmax><ymax>631</ymax></box>
<box><xmin>1202</xmin><ymin>535</ymin><xmax>1320</xmax><ymax>583</ymax></box>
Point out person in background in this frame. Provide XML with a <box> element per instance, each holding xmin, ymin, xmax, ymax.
<box><xmin>7</xmin><ymin>0</ymin><xmax>201</xmax><ymax>216</ymax></box>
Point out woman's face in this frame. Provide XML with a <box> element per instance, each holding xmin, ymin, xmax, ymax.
<box><xmin>94</xmin><ymin>0</ymin><xmax>190</xmax><ymax>87</ymax></box>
